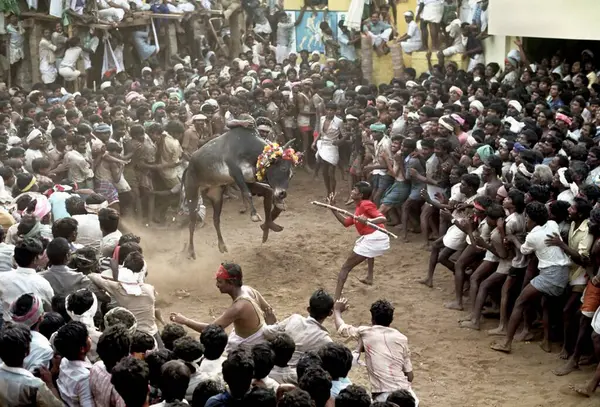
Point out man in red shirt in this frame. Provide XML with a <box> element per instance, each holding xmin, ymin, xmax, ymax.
<box><xmin>328</xmin><ymin>182</ymin><xmax>390</xmax><ymax>299</ymax></box>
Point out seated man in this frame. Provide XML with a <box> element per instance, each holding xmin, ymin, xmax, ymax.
<box><xmin>397</xmin><ymin>11</ymin><xmax>422</xmax><ymax>54</ymax></box>
<box><xmin>170</xmin><ymin>263</ymin><xmax>275</xmax><ymax>351</ymax></box>
<box><xmin>362</xmin><ymin>12</ymin><xmax>393</xmax><ymax>56</ymax></box>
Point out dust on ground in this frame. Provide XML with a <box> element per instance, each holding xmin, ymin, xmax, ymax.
<box><xmin>131</xmin><ymin>171</ymin><xmax>599</xmax><ymax>407</ymax></box>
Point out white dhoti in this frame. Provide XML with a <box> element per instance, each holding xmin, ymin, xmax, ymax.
<box><xmin>367</xmin><ymin>28</ymin><xmax>392</xmax><ymax>47</ymax></box>
<box><xmin>98</xmin><ymin>7</ymin><xmax>125</xmax><ymax>22</ymax></box>
<box><xmin>353</xmin><ymin>230</ymin><xmax>390</xmax><ymax>258</ymax></box>
<box><xmin>276</xmin><ymin>45</ymin><xmax>291</xmax><ymax>63</ymax></box>
<box><xmin>422</xmin><ymin>2</ymin><xmax>444</xmax><ymax>23</ymax></box>
<box><xmin>58</xmin><ymin>66</ymin><xmax>81</xmax><ymax>81</ymax></box>
<box><xmin>40</xmin><ymin>59</ymin><xmax>57</xmax><ymax>84</ymax></box>
<box><xmin>374</xmin><ymin>388</ymin><xmax>419</xmax><ymax>407</ymax></box>
<box><xmin>400</xmin><ymin>40</ymin><xmax>422</xmax><ymax>54</ymax></box>
<box><xmin>467</xmin><ymin>54</ymin><xmax>485</xmax><ymax>72</ymax></box>
<box><xmin>316</xmin><ymin>140</ymin><xmax>339</xmax><ymax>166</ymax></box>
<box><xmin>226</xmin><ymin>325</ymin><xmax>266</xmax><ymax>353</ymax></box>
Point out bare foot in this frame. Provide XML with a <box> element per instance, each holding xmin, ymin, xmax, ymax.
<box><xmin>418</xmin><ymin>278</ymin><xmax>433</xmax><ymax>288</ymax></box>
<box><xmin>251</xmin><ymin>213</ymin><xmax>263</xmax><ymax>222</ymax></box>
<box><xmin>569</xmin><ymin>384</ymin><xmax>591</xmax><ymax>398</ymax></box>
<box><xmin>487</xmin><ymin>326</ymin><xmax>507</xmax><ymax>337</ymax></box>
<box><xmin>540</xmin><ymin>340</ymin><xmax>551</xmax><ymax>353</ymax></box>
<box><xmin>558</xmin><ymin>347</ymin><xmax>570</xmax><ymax>360</ymax></box>
<box><xmin>459</xmin><ymin>320</ymin><xmax>480</xmax><ymax>330</ymax></box>
<box><xmin>260</xmin><ymin>222</ymin><xmax>283</xmax><ymax>232</ymax></box>
<box><xmin>358</xmin><ymin>277</ymin><xmax>373</xmax><ymax>286</ymax></box>
<box><xmin>444</xmin><ymin>301</ymin><xmax>464</xmax><ymax>311</ymax></box>
<box><xmin>490</xmin><ymin>341</ymin><xmax>511</xmax><ymax>353</ymax></box>
<box><xmin>552</xmin><ymin>358</ymin><xmax>579</xmax><ymax>376</ymax></box>
<box><xmin>514</xmin><ymin>329</ymin><xmax>534</xmax><ymax>342</ymax></box>
<box><xmin>458</xmin><ymin>313</ymin><xmax>473</xmax><ymax>322</ymax></box>
<box><xmin>579</xmin><ymin>354</ymin><xmax>596</xmax><ymax>366</ymax></box>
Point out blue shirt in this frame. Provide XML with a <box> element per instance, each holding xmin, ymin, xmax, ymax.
<box><xmin>205</xmin><ymin>392</ymin><xmax>233</xmax><ymax>407</ymax></box>
<box><xmin>363</xmin><ymin>21</ymin><xmax>391</xmax><ymax>35</ymax></box>
<box><xmin>49</xmin><ymin>191</ymin><xmax>72</xmax><ymax>220</ymax></box>
<box><xmin>331</xmin><ymin>377</ymin><xmax>352</xmax><ymax>397</ymax></box>
<box><xmin>338</xmin><ymin>32</ymin><xmax>357</xmax><ymax>61</ymax></box>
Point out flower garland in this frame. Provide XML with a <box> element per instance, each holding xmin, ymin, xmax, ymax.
<box><xmin>255</xmin><ymin>143</ymin><xmax>301</xmax><ymax>181</ymax></box>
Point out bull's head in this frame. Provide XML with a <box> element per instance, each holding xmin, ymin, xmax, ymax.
<box><xmin>257</xmin><ymin>140</ymin><xmax>301</xmax><ymax>209</ymax></box>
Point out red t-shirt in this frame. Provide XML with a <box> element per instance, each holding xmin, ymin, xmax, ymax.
<box><xmin>343</xmin><ymin>200</ymin><xmax>386</xmax><ymax>236</ymax></box>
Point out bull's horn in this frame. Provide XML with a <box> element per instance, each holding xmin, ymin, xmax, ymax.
<box><xmin>282</xmin><ymin>139</ymin><xmax>296</xmax><ymax>150</ymax></box>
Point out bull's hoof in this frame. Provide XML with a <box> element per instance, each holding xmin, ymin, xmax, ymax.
<box><xmin>239</xmin><ymin>207</ymin><xmax>247</xmax><ymax>214</ymax></box>
<box><xmin>188</xmin><ymin>249</ymin><xmax>196</xmax><ymax>260</ymax></box>
<box><xmin>218</xmin><ymin>241</ymin><xmax>228</xmax><ymax>253</ymax></box>
<box><xmin>260</xmin><ymin>222</ymin><xmax>283</xmax><ymax>233</ymax></box>
<box><xmin>251</xmin><ymin>213</ymin><xmax>263</xmax><ymax>222</ymax></box>
<box><xmin>262</xmin><ymin>228</ymin><xmax>269</xmax><ymax>243</ymax></box>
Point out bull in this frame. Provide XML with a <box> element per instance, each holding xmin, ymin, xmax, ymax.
<box><xmin>183</xmin><ymin>127</ymin><xmax>298</xmax><ymax>258</ymax></box>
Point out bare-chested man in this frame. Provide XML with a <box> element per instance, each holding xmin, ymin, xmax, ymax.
<box><xmin>170</xmin><ymin>262</ymin><xmax>275</xmax><ymax>351</ymax></box>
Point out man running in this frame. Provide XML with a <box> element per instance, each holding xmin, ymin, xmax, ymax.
<box><xmin>328</xmin><ymin>181</ymin><xmax>390</xmax><ymax>299</ymax></box>
<box><xmin>170</xmin><ymin>262</ymin><xmax>275</xmax><ymax>351</ymax></box>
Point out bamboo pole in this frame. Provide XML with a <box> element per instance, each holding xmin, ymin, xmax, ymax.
<box><xmin>311</xmin><ymin>201</ymin><xmax>398</xmax><ymax>239</ymax></box>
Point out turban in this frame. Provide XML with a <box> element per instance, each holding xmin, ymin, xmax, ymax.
<box><xmin>257</xmin><ymin>124</ymin><xmax>272</xmax><ymax>132</ymax></box>
<box><xmin>141</xmin><ymin>66</ymin><xmax>152</xmax><ymax>74</ymax></box>
<box><xmin>94</xmin><ymin>123</ymin><xmax>111</xmax><ymax>133</ymax></box>
<box><xmin>450</xmin><ymin>113</ymin><xmax>465</xmax><ymax>126</ymax></box>
<box><xmin>469</xmin><ymin>100</ymin><xmax>484</xmax><ymax>113</ymax></box>
<box><xmin>104</xmin><ymin>307</ymin><xmax>138</xmax><ymax>335</ymax></box>
<box><xmin>191</xmin><ymin>114</ymin><xmax>207</xmax><ymax>121</ymax></box>
<box><xmin>100</xmin><ymin>81</ymin><xmax>112</xmax><ymax>90</ymax></box>
<box><xmin>376</xmin><ymin>95</ymin><xmax>388</xmax><ymax>104</ymax></box>
<box><xmin>496</xmin><ymin>185</ymin><xmax>508</xmax><ymax>199</ymax></box>
<box><xmin>407</xmin><ymin>112</ymin><xmax>420</xmax><ymax>121</ymax></box>
<box><xmin>10</xmin><ymin>294</ymin><xmax>43</xmax><ymax>327</ymax></box>
<box><xmin>476</xmin><ymin>145</ymin><xmax>494</xmax><ymax>162</ymax></box>
<box><xmin>508</xmin><ymin>100</ymin><xmax>523</xmax><ymax>113</ymax></box>
<box><xmin>346</xmin><ymin>114</ymin><xmax>358</xmax><ymax>121</ymax></box>
<box><xmin>556</xmin><ymin>112</ymin><xmax>572</xmax><ymax>126</ymax></box>
<box><xmin>152</xmin><ymin>101</ymin><xmax>166</xmax><ymax>114</ymax></box>
<box><xmin>370</xmin><ymin>123</ymin><xmax>387</xmax><ymax>132</ymax></box>
<box><xmin>85</xmin><ymin>199</ymin><xmax>109</xmax><ymax>214</ymax></box>
<box><xmin>234</xmin><ymin>87</ymin><xmax>249</xmax><ymax>95</ymax></box>
<box><xmin>449</xmin><ymin>86</ymin><xmax>463</xmax><ymax>97</ymax></box>
<box><xmin>302</xmin><ymin>78</ymin><xmax>313</xmax><ymax>86</ymax></box>
<box><xmin>438</xmin><ymin>116</ymin><xmax>454</xmax><ymax>131</ymax></box>
<box><xmin>513</xmin><ymin>142</ymin><xmax>528</xmax><ymax>152</ymax></box>
<box><xmin>169</xmin><ymin>92</ymin><xmax>181</xmax><ymax>101</ymax></box>
<box><xmin>125</xmin><ymin>91</ymin><xmax>142</xmax><ymax>104</ymax></box>
<box><xmin>26</xmin><ymin>129</ymin><xmax>43</xmax><ymax>144</ymax></box>
<box><xmin>405</xmin><ymin>80</ymin><xmax>418</xmax><ymax>89</ymax></box>
<box><xmin>174</xmin><ymin>63</ymin><xmax>184</xmax><ymax>72</ymax></box>
<box><xmin>32</xmin><ymin>195</ymin><xmax>51</xmax><ymax>219</ymax></box>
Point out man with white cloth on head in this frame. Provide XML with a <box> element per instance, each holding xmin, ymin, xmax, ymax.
<box><xmin>313</xmin><ymin>102</ymin><xmax>343</xmax><ymax>200</ymax></box>
<box><xmin>398</xmin><ymin>11</ymin><xmax>422</xmax><ymax>54</ymax></box>
<box><xmin>169</xmin><ymin>262</ymin><xmax>276</xmax><ymax>352</ymax></box>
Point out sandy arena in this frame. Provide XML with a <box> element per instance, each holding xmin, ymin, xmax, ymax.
<box><xmin>130</xmin><ymin>172</ymin><xmax>599</xmax><ymax>407</ymax></box>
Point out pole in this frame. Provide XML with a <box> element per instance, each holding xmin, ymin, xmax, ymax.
<box><xmin>311</xmin><ymin>201</ymin><xmax>398</xmax><ymax>239</ymax></box>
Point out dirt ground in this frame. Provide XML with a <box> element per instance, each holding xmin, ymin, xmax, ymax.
<box><xmin>130</xmin><ymin>172</ymin><xmax>600</xmax><ymax>407</ymax></box>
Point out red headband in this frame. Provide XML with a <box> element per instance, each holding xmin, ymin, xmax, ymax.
<box><xmin>215</xmin><ymin>264</ymin><xmax>234</xmax><ymax>280</ymax></box>
<box><xmin>473</xmin><ymin>202</ymin><xmax>485</xmax><ymax>212</ymax></box>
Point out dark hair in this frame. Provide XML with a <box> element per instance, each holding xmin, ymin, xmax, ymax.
<box><xmin>130</xmin><ymin>328</ymin><xmax>155</xmax><ymax>354</ymax></box>
<box><xmin>118</xmin><ymin>242</ymin><xmax>142</xmax><ymax>264</ymax></box>
<box><xmin>0</xmin><ymin>323</ymin><xmax>32</xmax><ymax>367</ymax></box>
<box><xmin>252</xmin><ymin>343</ymin><xmax>276</xmax><ymax>380</ymax></box>
<box><xmin>161</xmin><ymin>323</ymin><xmax>186</xmax><ymax>351</ymax></box>
<box><xmin>66</xmin><ymin>289</ymin><xmax>94</xmax><ymax>316</ymax></box>
<box><xmin>31</xmin><ymin>157</ymin><xmax>51</xmax><ymax>173</ymax></box>
<box><xmin>354</xmin><ymin>181</ymin><xmax>372</xmax><ymax>199</ymax></box>
<box><xmin>97</xmin><ymin>324</ymin><xmax>132</xmax><ymax>371</ymax></box>
<box><xmin>335</xmin><ymin>385</ymin><xmax>372</xmax><ymax>407</ymax></box>
<box><xmin>38</xmin><ymin>311</ymin><xmax>66</xmax><ymax>340</ymax></box>
<box><xmin>386</xmin><ymin>389</ymin><xmax>417</xmax><ymax>407</ymax></box>
<box><xmin>507</xmin><ymin>189</ymin><xmax>525</xmax><ymax>213</ymax></box>
<box><xmin>192</xmin><ymin>379</ymin><xmax>224</xmax><ymax>407</ymax></box>
<box><xmin>580</xmin><ymin>184</ymin><xmax>600</xmax><ymax>204</ymax></box>
<box><xmin>65</xmin><ymin>195</ymin><xmax>86</xmax><ymax>215</ymax></box>
<box><xmin>461</xmin><ymin>173</ymin><xmax>480</xmax><ymax>192</ymax></box>
<box><xmin>46</xmin><ymin>237</ymin><xmax>71</xmax><ymax>266</ymax></box>
<box><xmin>54</xmin><ymin>321</ymin><xmax>89</xmax><ymax>360</ymax></box>
<box><xmin>124</xmin><ymin>251</ymin><xmax>145</xmax><ymax>273</ymax></box>
<box><xmin>160</xmin><ymin>360</ymin><xmax>191</xmax><ymax>402</ymax></box>
<box><xmin>111</xmin><ymin>356</ymin><xmax>150</xmax><ymax>407</ymax></box>
<box><xmin>98</xmin><ymin>207</ymin><xmax>120</xmax><ymax>234</ymax></box>
<box><xmin>525</xmin><ymin>201</ymin><xmax>549</xmax><ymax>226</ymax></box>
<box><xmin>270</xmin><ymin>333</ymin><xmax>295</xmax><ymax>367</ymax></box>
<box><xmin>296</xmin><ymin>351</ymin><xmax>322</xmax><ymax>381</ymax></box>
<box><xmin>278</xmin><ymin>388</ymin><xmax>313</xmax><ymax>407</ymax></box>
<box><xmin>222</xmin><ymin>348</ymin><xmax>254</xmax><ymax>398</ymax></box>
<box><xmin>573</xmin><ymin>197</ymin><xmax>593</xmax><ymax>220</ymax></box>
<box><xmin>318</xmin><ymin>343</ymin><xmax>352</xmax><ymax>380</ymax></box>
<box><xmin>485</xmin><ymin>155</ymin><xmax>503</xmax><ymax>176</ymax></box>
<box><xmin>145</xmin><ymin>349</ymin><xmax>175</xmax><ymax>386</ymax></box>
<box><xmin>52</xmin><ymin>217</ymin><xmax>78</xmax><ymax>241</ymax></box>
<box><xmin>370</xmin><ymin>299</ymin><xmax>394</xmax><ymax>326</ymax></box>
<box><xmin>13</xmin><ymin>237</ymin><xmax>43</xmax><ymax>267</ymax></box>
<box><xmin>172</xmin><ymin>336</ymin><xmax>203</xmax><ymax>362</ymax></box>
<box><xmin>243</xmin><ymin>387</ymin><xmax>277</xmax><ymax>407</ymax></box>
<box><xmin>299</xmin><ymin>366</ymin><xmax>332</xmax><ymax>407</ymax></box>
<box><xmin>200</xmin><ymin>324</ymin><xmax>228</xmax><ymax>360</ymax></box>
<box><xmin>528</xmin><ymin>184</ymin><xmax>551</xmax><ymax>203</ymax></box>
<box><xmin>308</xmin><ymin>289</ymin><xmax>334</xmax><ymax>320</ymax></box>
<box><xmin>119</xmin><ymin>233</ymin><xmax>141</xmax><ymax>245</ymax></box>
<box><xmin>486</xmin><ymin>203</ymin><xmax>505</xmax><ymax>220</ymax></box>
<box><xmin>549</xmin><ymin>199</ymin><xmax>570</xmax><ymax>223</ymax></box>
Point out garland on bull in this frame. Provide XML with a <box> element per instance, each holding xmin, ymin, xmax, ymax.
<box><xmin>255</xmin><ymin>143</ymin><xmax>301</xmax><ymax>182</ymax></box>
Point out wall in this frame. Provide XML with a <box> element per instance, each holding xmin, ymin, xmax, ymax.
<box><xmin>489</xmin><ymin>0</ymin><xmax>600</xmax><ymax>41</ymax></box>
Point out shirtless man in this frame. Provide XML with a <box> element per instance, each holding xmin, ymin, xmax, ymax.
<box><xmin>170</xmin><ymin>262</ymin><xmax>275</xmax><ymax>351</ymax></box>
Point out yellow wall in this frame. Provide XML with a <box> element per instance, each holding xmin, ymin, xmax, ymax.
<box><xmin>489</xmin><ymin>0</ymin><xmax>600</xmax><ymax>41</ymax></box>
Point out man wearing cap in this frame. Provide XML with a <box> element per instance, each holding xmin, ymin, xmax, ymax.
<box><xmin>170</xmin><ymin>262</ymin><xmax>275</xmax><ymax>352</ymax></box>
<box><xmin>397</xmin><ymin>11</ymin><xmax>422</xmax><ymax>54</ymax></box>
<box><xmin>24</xmin><ymin>129</ymin><xmax>45</xmax><ymax>173</ymax></box>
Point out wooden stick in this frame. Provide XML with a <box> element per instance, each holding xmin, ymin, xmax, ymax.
<box><xmin>311</xmin><ymin>201</ymin><xmax>398</xmax><ymax>239</ymax></box>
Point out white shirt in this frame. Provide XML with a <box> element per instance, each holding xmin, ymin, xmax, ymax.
<box><xmin>0</xmin><ymin>267</ymin><xmax>54</xmax><ymax>321</ymax></box>
<box><xmin>100</xmin><ymin>230</ymin><xmax>122</xmax><ymax>257</ymax></box>
<box><xmin>406</xmin><ymin>20</ymin><xmax>422</xmax><ymax>44</ymax></box>
<box><xmin>57</xmin><ymin>358</ymin><xmax>94</xmax><ymax>407</ymax></box>
<box><xmin>520</xmin><ymin>220</ymin><xmax>571</xmax><ymax>269</ymax></box>
<box><xmin>72</xmin><ymin>214</ymin><xmax>103</xmax><ymax>251</ymax></box>
<box><xmin>23</xmin><ymin>331</ymin><xmax>54</xmax><ymax>372</ymax></box>
<box><xmin>24</xmin><ymin>149</ymin><xmax>44</xmax><ymax>173</ymax></box>
<box><xmin>60</xmin><ymin>46</ymin><xmax>82</xmax><ymax>69</ymax></box>
<box><xmin>185</xmin><ymin>356</ymin><xmax>226</xmax><ymax>402</ymax></box>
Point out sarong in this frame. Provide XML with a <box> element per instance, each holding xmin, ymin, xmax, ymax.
<box><xmin>353</xmin><ymin>230</ymin><xmax>390</xmax><ymax>258</ymax></box>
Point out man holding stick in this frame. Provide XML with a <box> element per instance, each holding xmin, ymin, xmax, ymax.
<box><xmin>326</xmin><ymin>181</ymin><xmax>390</xmax><ymax>299</ymax></box>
